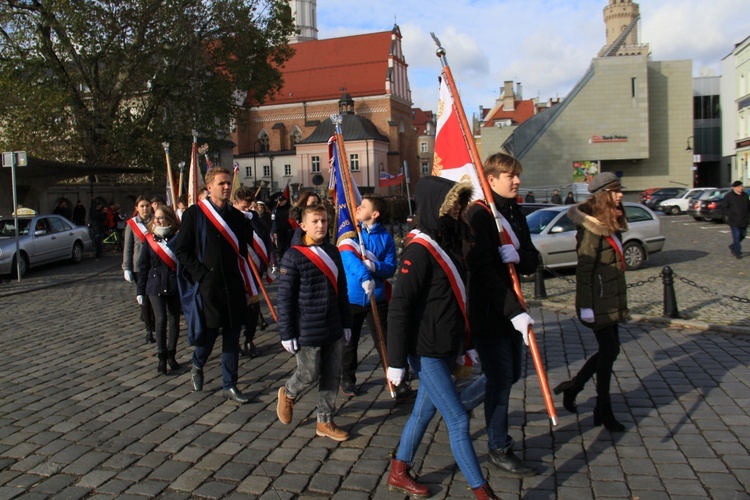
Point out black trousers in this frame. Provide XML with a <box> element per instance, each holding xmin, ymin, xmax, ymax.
<box><xmin>244</xmin><ymin>301</ymin><xmax>261</xmax><ymax>341</ymax></box>
<box><xmin>133</xmin><ymin>272</ymin><xmax>155</xmax><ymax>332</ymax></box>
<box><xmin>341</xmin><ymin>302</ymin><xmax>388</xmax><ymax>386</ymax></box>
<box><xmin>149</xmin><ymin>294</ymin><xmax>181</xmax><ymax>353</ymax></box>
<box><xmin>574</xmin><ymin>323</ymin><xmax>621</xmax><ymax>399</ymax></box>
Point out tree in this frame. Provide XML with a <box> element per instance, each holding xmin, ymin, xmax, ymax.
<box><xmin>0</xmin><ymin>0</ymin><xmax>295</xmax><ymax>171</ymax></box>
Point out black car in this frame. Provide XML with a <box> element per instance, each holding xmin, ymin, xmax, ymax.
<box><xmin>697</xmin><ymin>189</ymin><xmax>732</xmax><ymax>223</ymax></box>
<box><xmin>687</xmin><ymin>188</ymin><xmax>730</xmax><ymax>221</ymax></box>
<box><xmin>639</xmin><ymin>187</ymin><xmax>687</xmax><ymax>209</ymax></box>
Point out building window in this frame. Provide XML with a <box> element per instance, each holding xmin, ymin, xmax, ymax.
<box><xmin>245</xmin><ymin>166</ymin><xmax>252</xmax><ymax>177</ymax></box>
<box><xmin>291</xmin><ymin>130</ymin><xmax>302</xmax><ymax>147</ymax></box>
<box><xmin>263</xmin><ymin>165</ymin><xmax>270</xmax><ymax>177</ymax></box>
<box><xmin>349</xmin><ymin>154</ymin><xmax>360</xmax><ymax>171</ymax></box>
<box><xmin>631</xmin><ymin>77</ymin><xmax>636</xmax><ymax>98</ymax></box>
<box><xmin>421</xmin><ymin>162</ymin><xmax>430</xmax><ymax>174</ymax></box>
<box><xmin>259</xmin><ymin>134</ymin><xmax>270</xmax><ymax>152</ymax></box>
<box><xmin>420</xmin><ymin>142</ymin><xmax>428</xmax><ymax>153</ymax></box>
<box><xmin>311</xmin><ymin>156</ymin><xmax>321</xmax><ymax>173</ymax></box>
<box><xmin>284</xmin><ymin>164</ymin><xmax>291</xmax><ymax>176</ymax></box>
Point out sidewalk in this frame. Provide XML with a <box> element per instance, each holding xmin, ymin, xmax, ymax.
<box><xmin>1</xmin><ymin>265</ymin><xmax>749</xmax><ymax>498</ymax></box>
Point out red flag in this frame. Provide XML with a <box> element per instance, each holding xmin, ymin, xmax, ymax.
<box><xmin>282</xmin><ymin>181</ymin><xmax>290</xmax><ymax>201</ymax></box>
<box><xmin>379</xmin><ymin>166</ymin><xmax>404</xmax><ymax>187</ymax></box>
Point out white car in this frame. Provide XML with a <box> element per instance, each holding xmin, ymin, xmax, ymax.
<box><xmin>659</xmin><ymin>187</ymin><xmax>717</xmax><ymax>215</ymax></box>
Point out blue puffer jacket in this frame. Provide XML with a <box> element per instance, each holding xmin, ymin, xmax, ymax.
<box><xmin>277</xmin><ymin>231</ymin><xmax>352</xmax><ymax>346</ymax></box>
<box><xmin>341</xmin><ymin>223</ymin><xmax>398</xmax><ymax>307</ymax></box>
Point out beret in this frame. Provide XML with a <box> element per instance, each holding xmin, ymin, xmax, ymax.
<box><xmin>588</xmin><ymin>172</ymin><xmax>622</xmax><ymax>194</ymax></box>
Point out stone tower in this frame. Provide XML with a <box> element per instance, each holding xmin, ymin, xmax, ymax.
<box><xmin>288</xmin><ymin>0</ymin><xmax>318</xmax><ymax>43</ymax></box>
<box><xmin>603</xmin><ymin>0</ymin><xmax>640</xmax><ymax>47</ymax></box>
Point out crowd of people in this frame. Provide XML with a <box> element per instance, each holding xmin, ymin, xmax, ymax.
<box><xmin>104</xmin><ymin>154</ymin><xmax>699</xmax><ymax>499</ymax></box>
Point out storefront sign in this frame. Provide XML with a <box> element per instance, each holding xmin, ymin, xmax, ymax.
<box><xmin>590</xmin><ymin>135</ymin><xmax>628</xmax><ymax>143</ymax></box>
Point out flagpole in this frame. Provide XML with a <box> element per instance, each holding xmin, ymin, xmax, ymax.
<box><xmin>246</xmin><ymin>252</ymin><xmax>278</xmax><ymax>323</ymax></box>
<box><xmin>162</xmin><ymin>142</ymin><xmax>178</xmax><ymax>211</ymax></box>
<box><xmin>331</xmin><ymin>114</ymin><xmax>396</xmax><ymax>399</ymax></box>
<box><xmin>431</xmin><ymin>33</ymin><xmax>557</xmax><ymax>426</ymax></box>
<box><xmin>403</xmin><ymin>161</ymin><xmax>413</xmax><ymax>218</ymax></box>
<box><xmin>189</xmin><ymin>131</ymin><xmax>200</xmax><ymax>206</ymax></box>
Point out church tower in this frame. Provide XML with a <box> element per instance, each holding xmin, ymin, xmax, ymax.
<box><xmin>599</xmin><ymin>0</ymin><xmax>648</xmax><ymax>57</ymax></box>
<box><xmin>288</xmin><ymin>0</ymin><xmax>318</xmax><ymax>43</ymax></box>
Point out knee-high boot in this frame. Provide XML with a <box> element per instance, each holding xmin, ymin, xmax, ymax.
<box><xmin>553</xmin><ymin>377</ymin><xmax>584</xmax><ymax>414</ymax></box>
<box><xmin>593</xmin><ymin>396</ymin><xmax>625</xmax><ymax>432</ymax></box>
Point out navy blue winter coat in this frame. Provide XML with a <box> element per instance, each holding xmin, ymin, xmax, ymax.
<box><xmin>277</xmin><ymin>231</ymin><xmax>352</xmax><ymax>347</ymax></box>
<box><xmin>137</xmin><ymin>232</ymin><xmax>179</xmax><ymax>297</ymax></box>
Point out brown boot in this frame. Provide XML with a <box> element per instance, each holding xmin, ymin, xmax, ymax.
<box><xmin>387</xmin><ymin>459</ymin><xmax>430</xmax><ymax>497</ymax></box>
<box><xmin>473</xmin><ymin>482</ymin><xmax>500</xmax><ymax>499</ymax></box>
<box><xmin>315</xmin><ymin>420</ymin><xmax>349</xmax><ymax>442</ymax></box>
<box><xmin>276</xmin><ymin>386</ymin><xmax>294</xmax><ymax>424</ymax></box>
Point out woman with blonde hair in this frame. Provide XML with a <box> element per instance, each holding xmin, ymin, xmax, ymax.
<box><xmin>137</xmin><ymin>205</ymin><xmax>182</xmax><ymax>374</ymax></box>
<box><xmin>555</xmin><ymin>172</ymin><xmax>629</xmax><ymax>432</ymax></box>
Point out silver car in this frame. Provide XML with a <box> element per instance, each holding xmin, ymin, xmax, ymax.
<box><xmin>0</xmin><ymin>213</ymin><xmax>93</xmax><ymax>277</ymax></box>
<box><xmin>525</xmin><ymin>202</ymin><xmax>665</xmax><ymax>271</ymax></box>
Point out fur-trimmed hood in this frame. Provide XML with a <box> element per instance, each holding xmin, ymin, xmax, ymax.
<box><xmin>567</xmin><ymin>204</ymin><xmax>628</xmax><ymax>236</ymax></box>
<box><xmin>415</xmin><ymin>176</ymin><xmax>473</xmax><ymax>236</ymax></box>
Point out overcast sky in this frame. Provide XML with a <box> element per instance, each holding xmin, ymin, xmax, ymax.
<box><xmin>315</xmin><ymin>0</ymin><xmax>748</xmax><ymax>117</ymax></box>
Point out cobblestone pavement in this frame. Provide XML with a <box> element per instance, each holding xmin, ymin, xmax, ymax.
<box><xmin>2</xmin><ymin>260</ymin><xmax>750</xmax><ymax>499</ymax></box>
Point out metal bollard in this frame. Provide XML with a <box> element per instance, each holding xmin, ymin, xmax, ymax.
<box><xmin>534</xmin><ymin>262</ymin><xmax>547</xmax><ymax>299</ymax></box>
<box><xmin>662</xmin><ymin>265</ymin><xmax>679</xmax><ymax>318</ymax></box>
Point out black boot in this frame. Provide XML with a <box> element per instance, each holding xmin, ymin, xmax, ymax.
<box><xmin>157</xmin><ymin>352</ymin><xmax>167</xmax><ymax>375</ymax></box>
<box><xmin>593</xmin><ymin>397</ymin><xmax>626</xmax><ymax>432</ymax></box>
<box><xmin>553</xmin><ymin>377</ymin><xmax>584</xmax><ymax>414</ymax></box>
<box><xmin>145</xmin><ymin>330</ymin><xmax>155</xmax><ymax>344</ymax></box>
<box><xmin>394</xmin><ymin>381</ymin><xmax>416</xmax><ymax>403</ymax></box>
<box><xmin>167</xmin><ymin>350</ymin><xmax>180</xmax><ymax>371</ymax></box>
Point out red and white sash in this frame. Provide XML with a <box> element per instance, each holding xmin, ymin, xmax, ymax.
<box><xmin>337</xmin><ymin>237</ymin><xmax>377</xmax><ymax>262</ymax></box>
<box><xmin>145</xmin><ymin>233</ymin><xmax>178</xmax><ymax>271</ymax></box>
<box><xmin>293</xmin><ymin>244</ymin><xmax>339</xmax><ymax>294</ymax></box>
<box><xmin>605</xmin><ymin>234</ymin><xmax>626</xmax><ymax>271</ymax></box>
<box><xmin>126</xmin><ymin>218</ymin><xmax>148</xmax><ymax>243</ymax></box>
<box><xmin>476</xmin><ymin>200</ymin><xmax>520</xmax><ymax>249</ymax></box>
<box><xmin>410</xmin><ymin>233</ymin><xmax>469</xmax><ymax>336</ymax></box>
<box><xmin>198</xmin><ymin>199</ymin><xmax>257</xmax><ymax>298</ymax></box>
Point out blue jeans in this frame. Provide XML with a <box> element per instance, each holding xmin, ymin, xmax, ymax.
<box><xmin>192</xmin><ymin>327</ymin><xmax>240</xmax><ymax>390</ymax></box>
<box><xmin>396</xmin><ymin>355</ymin><xmax>485</xmax><ymax>489</ymax></box>
<box><xmin>469</xmin><ymin>332</ymin><xmax>523</xmax><ymax>452</ymax></box>
<box><xmin>730</xmin><ymin>226</ymin><xmax>746</xmax><ymax>255</ymax></box>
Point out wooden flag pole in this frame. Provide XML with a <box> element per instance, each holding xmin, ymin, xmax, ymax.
<box><xmin>432</xmin><ymin>33</ymin><xmax>558</xmax><ymax>426</ymax></box>
<box><xmin>331</xmin><ymin>115</ymin><xmax>396</xmax><ymax>399</ymax></box>
<box><xmin>161</xmin><ymin>142</ymin><xmax>178</xmax><ymax>211</ymax></box>
<box><xmin>246</xmin><ymin>252</ymin><xmax>278</xmax><ymax>323</ymax></box>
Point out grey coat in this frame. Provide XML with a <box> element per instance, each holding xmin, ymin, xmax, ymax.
<box><xmin>122</xmin><ymin>215</ymin><xmax>151</xmax><ymax>272</ymax></box>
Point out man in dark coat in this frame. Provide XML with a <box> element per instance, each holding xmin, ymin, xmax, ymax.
<box><xmin>172</xmin><ymin>167</ymin><xmax>252</xmax><ymax>404</ymax></box>
<box><xmin>723</xmin><ymin>180</ymin><xmax>749</xmax><ymax>258</ymax></box>
<box><xmin>271</xmin><ymin>195</ymin><xmax>292</xmax><ymax>259</ymax></box>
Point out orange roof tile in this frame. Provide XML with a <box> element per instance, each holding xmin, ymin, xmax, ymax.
<box><xmin>269</xmin><ymin>31</ymin><xmax>395</xmax><ymax>105</ymax></box>
<box><xmin>482</xmin><ymin>100</ymin><xmax>537</xmax><ymax>127</ymax></box>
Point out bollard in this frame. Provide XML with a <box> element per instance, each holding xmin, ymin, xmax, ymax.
<box><xmin>534</xmin><ymin>262</ymin><xmax>547</xmax><ymax>299</ymax></box>
<box><xmin>662</xmin><ymin>265</ymin><xmax>679</xmax><ymax>318</ymax></box>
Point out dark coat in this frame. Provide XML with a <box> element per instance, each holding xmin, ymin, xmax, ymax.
<box><xmin>568</xmin><ymin>205</ymin><xmax>629</xmax><ymax>329</ymax></box>
<box><xmin>465</xmin><ymin>192</ymin><xmax>539</xmax><ymax>337</ymax></box>
<box><xmin>722</xmin><ymin>190</ymin><xmax>749</xmax><ymax>228</ymax></box>
<box><xmin>172</xmin><ymin>201</ymin><xmax>251</xmax><ymax>330</ymax></box>
<box><xmin>137</xmin><ymin>232</ymin><xmax>178</xmax><ymax>296</ymax></box>
<box><xmin>276</xmin><ymin>230</ymin><xmax>352</xmax><ymax>346</ymax></box>
<box><xmin>387</xmin><ymin>177</ymin><xmax>472</xmax><ymax>369</ymax></box>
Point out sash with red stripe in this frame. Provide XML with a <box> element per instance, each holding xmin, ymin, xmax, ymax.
<box><xmin>475</xmin><ymin>200</ymin><xmax>520</xmax><ymax>249</ymax></box>
<box><xmin>337</xmin><ymin>236</ymin><xmax>392</xmax><ymax>301</ymax></box>
<box><xmin>145</xmin><ymin>233</ymin><xmax>178</xmax><ymax>271</ymax></box>
<box><xmin>410</xmin><ymin>233</ymin><xmax>470</xmax><ymax>346</ymax></box>
<box><xmin>289</xmin><ymin>218</ymin><xmax>300</xmax><ymax>230</ymax></box>
<box><xmin>197</xmin><ymin>200</ymin><xmax>257</xmax><ymax>297</ymax></box>
<box><xmin>126</xmin><ymin>218</ymin><xmax>148</xmax><ymax>243</ymax></box>
<box><xmin>292</xmin><ymin>244</ymin><xmax>339</xmax><ymax>295</ymax></box>
<box><xmin>605</xmin><ymin>234</ymin><xmax>626</xmax><ymax>271</ymax></box>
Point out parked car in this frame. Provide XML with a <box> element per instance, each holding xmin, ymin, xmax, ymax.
<box><xmin>686</xmin><ymin>188</ymin><xmax>729</xmax><ymax>221</ymax></box>
<box><xmin>697</xmin><ymin>189</ymin><xmax>744</xmax><ymax>223</ymax></box>
<box><xmin>525</xmin><ymin>202</ymin><xmax>665</xmax><ymax>272</ymax></box>
<box><xmin>519</xmin><ymin>203</ymin><xmax>557</xmax><ymax>216</ymax></box>
<box><xmin>659</xmin><ymin>187</ymin><xmax>717</xmax><ymax>215</ymax></box>
<box><xmin>639</xmin><ymin>187</ymin><xmax>687</xmax><ymax>209</ymax></box>
<box><xmin>0</xmin><ymin>210</ymin><xmax>93</xmax><ymax>277</ymax></box>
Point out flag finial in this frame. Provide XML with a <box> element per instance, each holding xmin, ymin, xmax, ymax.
<box><xmin>330</xmin><ymin>114</ymin><xmax>343</xmax><ymax>127</ymax></box>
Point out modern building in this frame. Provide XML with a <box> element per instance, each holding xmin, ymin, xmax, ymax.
<box><xmin>232</xmin><ymin>0</ymin><xmax>417</xmax><ymax>198</ymax></box>
<box><xmin>498</xmin><ymin>0</ymin><xmax>693</xmax><ymax>195</ymax></box>
<box><xmin>725</xmin><ymin>35</ymin><xmax>750</xmax><ymax>184</ymax></box>
<box><xmin>691</xmin><ymin>76</ymin><xmax>722</xmax><ymax>187</ymax></box>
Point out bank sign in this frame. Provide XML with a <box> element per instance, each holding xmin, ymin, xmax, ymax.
<box><xmin>590</xmin><ymin>135</ymin><xmax>628</xmax><ymax>143</ymax></box>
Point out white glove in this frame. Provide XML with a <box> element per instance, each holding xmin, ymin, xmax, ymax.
<box><xmin>281</xmin><ymin>338</ymin><xmax>298</xmax><ymax>354</ymax></box>
<box><xmin>363</xmin><ymin>259</ymin><xmax>376</xmax><ymax>272</ymax></box>
<box><xmin>361</xmin><ymin>280</ymin><xmax>375</xmax><ymax>296</ymax></box>
<box><xmin>267</xmin><ymin>266</ymin><xmax>279</xmax><ymax>282</ymax></box>
<box><xmin>466</xmin><ymin>349</ymin><xmax>480</xmax><ymax>365</ymax></box>
<box><xmin>343</xmin><ymin>328</ymin><xmax>351</xmax><ymax>344</ymax></box>
<box><xmin>511</xmin><ymin>312</ymin><xmax>535</xmax><ymax>346</ymax></box>
<box><xmin>499</xmin><ymin>244</ymin><xmax>520</xmax><ymax>264</ymax></box>
<box><xmin>136</xmin><ymin>295</ymin><xmax>144</xmax><ymax>305</ymax></box>
<box><xmin>124</xmin><ymin>270</ymin><xmax>133</xmax><ymax>283</ymax></box>
<box><xmin>387</xmin><ymin>366</ymin><xmax>406</xmax><ymax>386</ymax></box>
<box><xmin>580</xmin><ymin>308</ymin><xmax>595</xmax><ymax>323</ymax></box>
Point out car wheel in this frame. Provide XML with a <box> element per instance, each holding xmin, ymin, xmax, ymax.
<box><xmin>623</xmin><ymin>241</ymin><xmax>645</xmax><ymax>271</ymax></box>
<box><xmin>12</xmin><ymin>252</ymin><xmax>28</xmax><ymax>278</ymax></box>
<box><xmin>702</xmin><ymin>216</ymin><xmax>713</xmax><ymax>222</ymax></box>
<box><xmin>669</xmin><ymin>206</ymin><xmax>681</xmax><ymax>215</ymax></box>
<box><xmin>71</xmin><ymin>241</ymin><xmax>83</xmax><ymax>263</ymax></box>
<box><xmin>692</xmin><ymin>216</ymin><xmax>702</xmax><ymax>221</ymax></box>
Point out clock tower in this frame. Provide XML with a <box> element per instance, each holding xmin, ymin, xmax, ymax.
<box><xmin>288</xmin><ymin>0</ymin><xmax>318</xmax><ymax>43</ymax></box>
<box><xmin>600</xmin><ymin>0</ymin><xmax>647</xmax><ymax>57</ymax></box>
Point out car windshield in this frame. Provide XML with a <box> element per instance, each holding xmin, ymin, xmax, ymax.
<box><xmin>0</xmin><ymin>218</ymin><xmax>32</xmax><ymax>237</ymax></box>
<box><xmin>526</xmin><ymin>209</ymin><xmax>562</xmax><ymax>235</ymax></box>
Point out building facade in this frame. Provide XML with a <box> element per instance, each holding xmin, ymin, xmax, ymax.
<box><xmin>731</xmin><ymin>36</ymin><xmax>750</xmax><ymax>183</ymax></box>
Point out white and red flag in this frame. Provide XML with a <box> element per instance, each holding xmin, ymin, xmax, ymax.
<box><xmin>187</xmin><ymin>132</ymin><xmax>204</xmax><ymax>206</ymax></box>
<box><xmin>379</xmin><ymin>166</ymin><xmax>404</xmax><ymax>187</ymax></box>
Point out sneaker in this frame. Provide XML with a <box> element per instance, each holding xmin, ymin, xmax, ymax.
<box><xmin>341</xmin><ymin>383</ymin><xmax>357</xmax><ymax>397</ymax></box>
<box><xmin>729</xmin><ymin>245</ymin><xmax>740</xmax><ymax>258</ymax></box>
<box><xmin>316</xmin><ymin>421</ymin><xmax>349</xmax><ymax>442</ymax></box>
<box><xmin>487</xmin><ymin>448</ymin><xmax>538</xmax><ymax>477</ymax></box>
<box><xmin>276</xmin><ymin>386</ymin><xmax>294</xmax><ymax>424</ymax></box>
<box><xmin>191</xmin><ymin>366</ymin><xmax>204</xmax><ymax>392</ymax></box>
